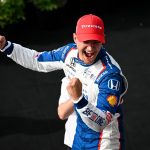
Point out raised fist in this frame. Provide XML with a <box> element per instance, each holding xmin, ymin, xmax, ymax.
<box><xmin>67</xmin><ymin>77</ymin><xmax>82</xmax><ymax>101</ymax></box>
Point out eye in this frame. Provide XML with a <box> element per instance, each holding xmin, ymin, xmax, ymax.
<box><xmin>83</xmin><ymin>41</ymin><xmax>89</xmax><ymax>44</ymax></box>
<box><xmin>93</xmin><ymin>41</ymin><xmax>101</xmax><ymax>45</ymax></box>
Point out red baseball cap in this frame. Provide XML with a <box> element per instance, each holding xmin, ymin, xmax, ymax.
<box><xmin>75</xmin><ymin>14</ymin><xmax>105</xmax><ymax>44</ymax></box>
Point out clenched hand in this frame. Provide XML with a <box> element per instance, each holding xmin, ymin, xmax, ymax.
<box><xmin>67</xmin><ymin>77</ymin><xmax>82</xmax><ymax>101</ymax></box>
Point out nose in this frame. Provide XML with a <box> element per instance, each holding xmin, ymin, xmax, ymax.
<box><xmin>86</xmin><ymin>43</ymin><xmax>93</xmax><ymax>51</ymax></box>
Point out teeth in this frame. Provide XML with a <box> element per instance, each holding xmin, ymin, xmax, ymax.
<box><xmin>85</xmin><ymin>51</ymin><xmax>92</xmax><ymax>53</ymax></box>
<box><xmin>84</xmin><ymin>50</ymin><xmax>94</xmax><ymax>57</ymax></box>
<box><xmin>86</xmin><ymin>52</ymin><xmax>93</xmax><ymax>57</ymax></box>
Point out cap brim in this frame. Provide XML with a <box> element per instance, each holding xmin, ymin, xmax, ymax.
<box><xmin>76</xmin><ymin>34</ymin><xmax>105</xmax><ymax>44</ymax></box>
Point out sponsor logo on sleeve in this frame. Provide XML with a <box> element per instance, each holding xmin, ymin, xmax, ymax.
<box><xmin>96</xmin><ymin>70</ymin><xmax>108</xmax><ymax>82</ymax></box>
<box><xmin>108</xmin><ymin>79</ymin><xmax>120</xmax><ymax>91</ymax></box>
<box><xmin>70</xmin><ymin>57</ymin><xmax>76</xmax><ymax>67</ymax></box>
<box><xmin>82</xmin><ymin>108</ymin><xmax>105</xmax><ymax>126</ymax></box>
<box><xmin>107</xmin><ymin>95</ymin><xmax>117</xmax><ymax>107</ymax></box>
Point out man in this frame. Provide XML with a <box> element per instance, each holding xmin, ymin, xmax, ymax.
<box><xmin>0</xmin><ymin>14</ymin><xmax>128</xmax><ymax>150</ymax></box>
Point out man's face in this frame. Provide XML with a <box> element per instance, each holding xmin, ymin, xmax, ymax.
<box><xmin>73</xmin><ymin>33</ymin><xmax>103</xmax><ymax>65</ymax></box>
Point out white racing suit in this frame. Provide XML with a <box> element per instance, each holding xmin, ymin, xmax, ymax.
<box><xmin>1</xmin><ymin>41</ymin><xmax>128</xmax><ymax>150</ymax></box>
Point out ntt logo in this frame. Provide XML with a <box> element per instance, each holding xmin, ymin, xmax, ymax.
<box><xmin>81</xmin><ymin>25</ymin><xmax>102</xmax><ymax>29</ymax></box>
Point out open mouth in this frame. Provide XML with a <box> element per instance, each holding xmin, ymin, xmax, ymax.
<box><xmin>84</xmin><ymin>50</ymin><xmax>95</xmax><ymax>58</ymax></box>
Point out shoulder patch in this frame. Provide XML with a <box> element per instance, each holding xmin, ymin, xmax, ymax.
<box><xmin>108</xmin><ymin>79</ymin><xmax>120</xmax><ymax>91</ymax></box>
<box><xmin>107</xmin><ymin>95</ymin><xmax>117</xmax><ymax>107</ymax></box>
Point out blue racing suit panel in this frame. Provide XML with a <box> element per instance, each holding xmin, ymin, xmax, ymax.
<box><xmin>73</xmin><ymin>117</ymin><xmax>100</xmax><ymax>150</ymax></box>
<box><xmin>97</xmin><ymin>73</ymin><xmax>126</xmax><ymax>114</ymax></box>
<box><xmin>37</xmin><ymin>43</ymin><xmax>77</xmax><ymax>62</ymax></box>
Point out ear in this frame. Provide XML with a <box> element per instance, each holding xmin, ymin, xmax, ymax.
<box><xmin>73</xmin><ymin>33</ymin><xmax>77</xmax><ymax>43</ymax></box>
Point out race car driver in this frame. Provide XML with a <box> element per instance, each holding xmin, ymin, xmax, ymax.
<box><xmin>0</xmin><ymin>14</ymin><xmax>128</xmax><ymax>150</ymax></box>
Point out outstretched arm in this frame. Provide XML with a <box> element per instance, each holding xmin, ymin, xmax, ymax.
<box><xmin>0</xmin><ymin>35</ymin><xmax>64</xmax><ymax>72</ymax></box>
